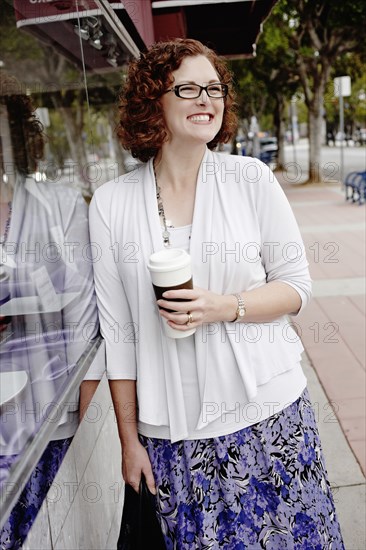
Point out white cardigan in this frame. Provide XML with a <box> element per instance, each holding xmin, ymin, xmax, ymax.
<box><xmin>1</xmin><ymin>176</ymin><xmax>97</xmax><ymax>454</ymax></box>
<box><xmin>89</xmin><ymin>150</ymin><xmax>312</xmax><ymax>442</ymax></box>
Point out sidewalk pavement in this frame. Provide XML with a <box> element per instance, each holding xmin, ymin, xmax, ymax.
<box><xmin>278</xmin><ymin>173</ymin><xmax>366</xmax><ymax>549</ymax></box>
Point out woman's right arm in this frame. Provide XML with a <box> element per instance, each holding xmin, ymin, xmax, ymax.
<box><xmin>109</xmin><ymin>379</ymin><xmax>156</xmax><ymax>494</ymax></box>
<box><xmin>88</xmin><ymin>189</ymin><xmax>155</xmax><ymax>493</ymax></box>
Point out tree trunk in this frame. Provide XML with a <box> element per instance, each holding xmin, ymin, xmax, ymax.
<box><xmin>49</xmin><ymin>90</ymin><xmax>92</xmax><ymax>196</ymax></box>
<box><xmin>296</xmin><ymin>52</ymin><xmax>331</xmax><ymax>183</ymax></box>
<box><xmin>307</xmin><ymin>103</ymin><xmax>324</xmax><ymax>183</ymax></box>
<box><xmin>59</xmin><ymin>105</ymin><xmax>91</xmax><ymax>195</ymax></box>
<box><xmin>274</xmin><ymin>93</ymin><xmax>286</xmax><ymax>170</ymax></box>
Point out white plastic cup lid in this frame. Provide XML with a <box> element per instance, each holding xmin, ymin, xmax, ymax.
<box><xmin>147</xmin><ymin>248</ymin><xmax>191</xmax><ymax>273</ymax></box>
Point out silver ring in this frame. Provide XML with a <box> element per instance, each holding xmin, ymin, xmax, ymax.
<box><xmin>186</xmin><ymin>312</ymin><xmax>193</xmax><ymax>325</ymax></box>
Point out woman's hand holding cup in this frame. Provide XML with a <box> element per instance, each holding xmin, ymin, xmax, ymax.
<box><xmin>157</xmin><ymin>286</ymin><xmax>236</xmax><ymax>331</ymax></box>
<box><xmin>157</xmin><ymin>287</ymin><xmax>196</xmax><ymax>332</ymax></box>
<box><xmin>147</xmin><ymin>248</ymin><xmax>196</xmax><ymax>338</ymax></box>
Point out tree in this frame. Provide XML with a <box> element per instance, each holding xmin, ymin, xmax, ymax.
<box><xmin>231</xmin><ymin>8</ymin><xmax>302</xmax><ymax>169</ymax></box>
<box><xmin>247</xmin><ymin>10</ymin><xmax>300</xmax><ymax>169</ymax></box>
<box><xmin>231</xmin><ymin>1</ymin><xmax>366</xmax><ymax>181</ymax></box>
<box><xmin>279</xmin><ymin>0</ymin><xmax>366</xmax><ymax>182</ymax></box>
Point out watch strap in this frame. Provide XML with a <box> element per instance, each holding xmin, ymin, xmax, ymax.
<box><xmin>231</xmin><ymin>293</ymin><xmax>246</xmax><ymax>322</ymax></box>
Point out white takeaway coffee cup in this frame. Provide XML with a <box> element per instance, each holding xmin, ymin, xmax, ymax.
<box><xmin>147</xmin><ymin>248</ymin><xmax>196</xmax><ymax>338</ymax></box>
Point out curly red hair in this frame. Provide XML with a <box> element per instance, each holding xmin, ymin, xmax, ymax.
<box><xmin>117</xmin><ymin>39</ymin><xmax>237</xmax><ymax>162</ymax></box>
<box><xmin>0</xmin><ymin>72</ymin><xmax>45</xmax><ymax>175</ymax></box>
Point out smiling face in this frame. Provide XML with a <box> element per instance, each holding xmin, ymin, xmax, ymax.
<box><xmin>160</xmin><ymin>55</ymin><xmax>225</xmax><ymax>150</ymax></box>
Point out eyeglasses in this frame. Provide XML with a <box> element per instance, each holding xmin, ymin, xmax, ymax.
<box><xmin>166</xmin><ymin>83</ymin><xmax>229</xmax><ymax>99</ymax></box>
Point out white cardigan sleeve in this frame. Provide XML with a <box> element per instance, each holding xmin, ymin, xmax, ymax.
<box><xmin>255</xmin><ymin>161</ymin><xmax>312</xmax><ymax>315</ymax></box>
<box><xmin>87</xmin><ymin>188</ymin><xmax>137</xmax><ymax>380</ymax></box>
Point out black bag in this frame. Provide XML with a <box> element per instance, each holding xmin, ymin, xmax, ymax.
<box><xmin>117</xmin><ymin>475</ymin><xmax>166</xmax><ymax>550</ymax></box>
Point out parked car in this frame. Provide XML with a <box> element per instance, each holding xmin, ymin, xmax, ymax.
<box><xmin>355</xmin><ymin>128</ymin><xmax>366</xmax><ymax>146</ymax></box>
<box><xmin>235</xmin><ymin>136</ymin><xmax>247</xmax><ymax>155</ymax></box>
<box><xmin>259</xmin><ymin>136</ymin><xmax>278</xmax><ymax>165</ymax></box>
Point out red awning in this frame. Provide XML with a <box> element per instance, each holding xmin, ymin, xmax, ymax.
<box><xmin>13</xmin><ymin>0</ymin><xmax>277</xmax><ymax>73</ymax></box>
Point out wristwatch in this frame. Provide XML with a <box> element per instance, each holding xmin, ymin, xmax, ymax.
<box><xmin>231</xmin><ymin>293</ymin><xmax>246</xmax><ymax>322</ymax></box>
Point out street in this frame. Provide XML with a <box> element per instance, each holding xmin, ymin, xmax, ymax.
<box><xmin>41</xmin><ymin>139</ymin><xmax>366</xmax><ymax>193</ymax></box>
<box><xmin>282</xmin><ymin>139</ymin><xmax>366</xmax><ymax>185</ymax></box>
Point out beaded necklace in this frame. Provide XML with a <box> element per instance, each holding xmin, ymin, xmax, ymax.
<box><xmin>0</xmin><ymin>202</ymin><xmax>12</xmax><ymax>244</ymax></box>
<box><xmin>153</xmin><ymin>164</ymin><xmax>173</xmax><ymax>247</ymax></box>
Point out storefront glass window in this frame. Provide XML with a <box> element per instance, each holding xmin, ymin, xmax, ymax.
<box><xmin>0</xmin><ymin>1</ymin><xmax>132</xmax><ymax>543</ymax></box>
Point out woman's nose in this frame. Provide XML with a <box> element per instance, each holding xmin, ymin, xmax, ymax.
<box><xmin>197</xmin><ymin>89</ymin><xmax>209</xmax><ymax>104</ymax></box>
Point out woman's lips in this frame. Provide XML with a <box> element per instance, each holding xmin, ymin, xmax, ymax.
<box><xmin>187</xmin><ymin>114</ymin><xmax>213</xmax><ymax>122</ymax></box>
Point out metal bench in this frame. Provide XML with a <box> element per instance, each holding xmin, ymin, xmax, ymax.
<box><xmin>345</xmin><ymin>171</ymin><xmax>366</xmax><ymax>205</ymax></box>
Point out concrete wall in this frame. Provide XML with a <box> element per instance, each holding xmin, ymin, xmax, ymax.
<box><xmin>22</xmin><ymin>374</ymin><xmax>124</xmax><ymax>550</ymax></box>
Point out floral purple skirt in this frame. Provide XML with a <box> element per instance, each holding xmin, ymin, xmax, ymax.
<box><xmin>0</xmin><ymin>438</ymin><xmax>72</xmax><ymax>550</ymax></box>
<box><xmin>139</xmin><ymin>389</ymin><xmax>344</xmax><ymax>549</ymax></box>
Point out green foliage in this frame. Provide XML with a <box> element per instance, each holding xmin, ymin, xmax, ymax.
<box><xmin>229</xmin><ymin>4</ymin><xmax>301</xmax><ymax>132</ymax></box>
<box><xmin>279</xmin><ymin>0</ymin><xmax>366</xmax><ymax>40</ymax></box>
<box><xmin>277</xmin><ymin>0</ymin><xmax>366</xmax><ymax>79</ymax></box>
<box><xmin>325</xmin><ymin>71</ymin><xmax>366</xmax><ymax>128</ymax></box>
<box><xmin>230</xmin><ymin>61</ymin><xmax>274</xmax><ymax>125</ymax></box>
<box><xmin>46</xmin><ymin>111</ymin><xmax>70</xmax><ymax>167</ymax></box>
<box><xmin>0</xmin><ymin>2</ymin><xmax>43</xmax><ymax>62</ymax></box>
<box><xmin>231</xmin><ymin>0</ymin><xmax>366</xmax><ymax>129</ymax></box>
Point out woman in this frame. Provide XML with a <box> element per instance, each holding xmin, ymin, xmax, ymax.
<box><xmin>88</xmin><ymin>39</ymin><xmax>344</xmax><ymax>548</ymax></box>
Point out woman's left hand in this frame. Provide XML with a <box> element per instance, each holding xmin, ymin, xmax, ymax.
<box><xmin>156</xmin><ymin>286</ymin><xmax>235</xmax><ymax>332</ymax></box>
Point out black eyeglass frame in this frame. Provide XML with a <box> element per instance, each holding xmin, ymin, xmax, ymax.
<box><xmin>166</xmin><ymin>83</ymin><xmax>229</xmax><ymax>99</ymax></box>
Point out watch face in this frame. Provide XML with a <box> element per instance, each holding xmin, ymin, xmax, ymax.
<box><xmin>239</xmin><ymin>308</ymin><xmax>245</xmax><ymax>317</ymax></box>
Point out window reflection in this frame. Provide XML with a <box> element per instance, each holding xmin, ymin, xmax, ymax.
<box><xmin>0</xmin><ymin>1</ymin><xmax>135</xmax><ymax>542</ymax></box>
<box><xmin>0</xmin><ymin>72</ymin><xmax>98</xmax><ymax>543</ymax></box>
